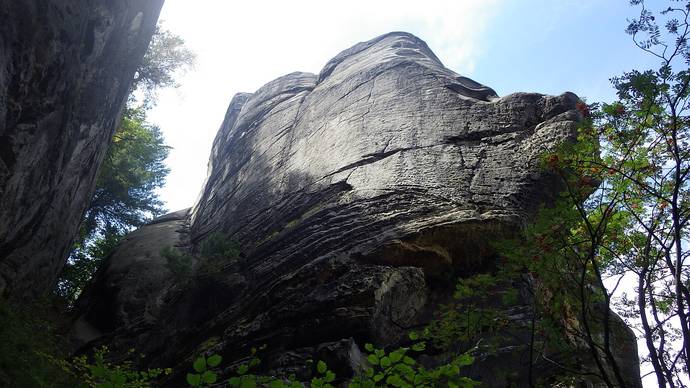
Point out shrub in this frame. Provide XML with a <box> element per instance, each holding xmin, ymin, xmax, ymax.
<box><xmin>200</xmin><ymin>233</ymin><xmax>240</xmax><ymax>261</ymax></box>
<box><xmin>197</xmin><ymin>233</ymin><xmax>242</xmax><ymax>275</ymax></box>
<box><xmin>57</xmin><ymin>346</ymin><xmax>170</xmax><ymax>388</ymax></box>
<box><xmin>0</xmin><ymin>300</ymin><xmax>76</xmax><ymax>387</ymax></box>
<box><xmin>161</xmin><ymin>246</ymin><xmax>193</xmax><ymax>281</ymax></box>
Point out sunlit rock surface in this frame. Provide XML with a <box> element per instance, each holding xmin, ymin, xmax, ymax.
<box><xmin>75</xmin><ymin>32</ymin><xmax>640</xmax><ymax>387</ymax></box>
<box><xmin>0</xmin><ymin>0</ymin><xmax>164</xmax><ymax>299</ymax></box>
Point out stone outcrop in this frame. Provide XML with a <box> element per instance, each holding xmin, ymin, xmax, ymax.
<box><xmin>74</xmin><ymin>32</ymin><xmax>641</xmax><ymax>386</ymax></box>
<box><xmin>0</xmin><ymin>0</ymin><xmax>164</xmax><ymax>299</ymax></box>
<box><xmin>73</xmin><ymin>208</ymin><xmax>191</xmax><ymax>345</ymax></box>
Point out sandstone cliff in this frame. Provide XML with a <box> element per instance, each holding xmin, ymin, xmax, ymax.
<box><xmin>74</xmin><ymin>32</ymin><xmax>641</xmax><ymax>387</ymax></box>
<box><xmin>0</xmin><ymin>0</ymin><xmax>164</xmax><ymax>299</ymax></box>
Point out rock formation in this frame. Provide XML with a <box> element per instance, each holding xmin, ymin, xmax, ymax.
<box><xmin>0</xmin><ymin>0</ymin><xmax>164</xmax><ymax>299</ymax></box>
<box><xmin>74</xmin><ymin>32</ymin><xmax>641</xmax><ymax>386</ymax></box>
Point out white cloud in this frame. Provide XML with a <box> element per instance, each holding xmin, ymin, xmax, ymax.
<box><xmin>148</xmin><ymin>0</ymin><xmax>501</xmax><ymax>211</ymax></box>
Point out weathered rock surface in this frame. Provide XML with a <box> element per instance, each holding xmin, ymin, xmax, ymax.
<box><xmin>0</xmin><ymin>0</ymin><xmax>164</xmax><ymax>299</ymax></box>
<box><xmin>74</xmin><ymin>208</ymin><xmax>191</xmax><ymax>345</ymax></box>
<box><xmin>75</xmin><ymin>32</ymin><xmax>641</xmax><ymax>386</ymax></box>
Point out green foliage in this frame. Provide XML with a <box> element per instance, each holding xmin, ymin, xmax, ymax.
<box><xmin>190</xmin><ymin>332</ymin><xmax>477</xmax><ymax>388</ymax></box>
<box><xmin>495</xmin><ymin>2</ymin><xmax>690</xmax><ymax>386</ymax></box>
<box><xmin>198</xmin><ymin>232</ymin><xmax>242</xmax><ymax>275</ymax></box>
<box><xmin>161</xmin><ymin>246</ymin><xmax>193</xmax><ymax>281</ymax></box>
<box><xmin>217</xmin><ymin>345</ymin><xmax>328</xmax><ymax>388</ymax></box>
<box><xmin>90</xmin><ymin>107</ymin><xmax>171</xmax><ymax>236</ymax></box>
<box><xmin>200</xmin><ymin>232</ymin><xmax>241</xmax><ymax>261</ymax></box>
<box><xmin>0</xmin><ymin>301</ymin><xmax>76</xmax><ymax>387</ymax></box>
<box><xmin>56</xmin><ymin>232</ymin><xmax>123</xmax><ymax>303</ymax></box>
<box><xmin>350</xmin><ymin>342</ymin><xmax>477</xmax><ymax>388</ymax></box>
<box><xmin>0</xmin><ymin>302</ymin><xmax>170</xmax><ymax>388</ymax></box>
<box><xmin>133</xmin><ymin>25</ymin><xmax>196</xmax><ymax>105</ymax></box>
<box><xmin>308</xmin><ymin>359</ymin><xmax>335</xmax><ymax>388</ymax></box>
<box><xmin>417</xmin><ymin>274</ymin><xmax>508</xmax><ymax>351</ymax></box>
<box><xmin>57</xmin><ymin>346</ymin><xmax>170</xmax><ymax>388</ymax></box>
<box><xmin>186</xmin><ymin>354</ymin><xmax>221</xmax><ymax>387</ymax></box>
<box><xmin>56</xmin><ymin>106</ymin><xmax>170</xmax><ymax>303</ymax></box>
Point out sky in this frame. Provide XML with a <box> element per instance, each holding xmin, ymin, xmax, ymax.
<box><xmin>148</xmin><ymin>1</ymin><xmax>673</xmax><ymax>385</ymax></box>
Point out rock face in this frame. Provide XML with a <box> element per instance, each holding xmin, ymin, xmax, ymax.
<box><xmin>0</xmin><ymin>0</ymin><xmax>164</xmax><ymax>299</ymax></box>
<box><xmin>74</xmin><ymin>209</ymin><xmax>190</xmax><ymax>344</ymax></box>
<box><xmin>74</xmin><ymin>32</ymin><xmax>641</xmax><ymax>386</ymax></box>
<box><xmin>191</xmin><ymin>34</ymin><xmax>580</xmax><ymax>267</ymax></box>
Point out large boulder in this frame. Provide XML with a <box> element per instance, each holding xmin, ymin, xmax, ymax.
<box><xmin>74</xmin><ymin>32</ymin><xmax>640</xmax><ymax>386</ymax></box>
<box><xmin>0</xmin><ymin>0</ymin><xmax>164</xmax><ymax>299</ymax></box>
<box><xmin>191</xmin><ymin>33</ymin><xmax>580</xmax><ymax>270</ymax></box>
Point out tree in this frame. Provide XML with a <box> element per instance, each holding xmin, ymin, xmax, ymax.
<box><xmin>85</xmin><ymin>108</ymin><xmax>170</xmax><ymax>236</ymax></box>
<box><xmin>55</xmin><ymin>25</ymin><xmax>194</xmax><ymax>303</ymax></box>
<box><xmin>501</xmin><ymin>1</ymin><xmax>690</xmax><ymax>387</ymax></box>
<box><xmin>55</xmin><ymin>108</ymin><xmax>170</xmax><ymax>302</ymax></box>
<box><xmin>608</xmin><ymin>2</ymin><xmax>690</xmax><ymax>385</ymax></box>
<box><xmin>133</xmin><ymin>25</ymin><xmax>196</xmax><ymax>105</ymax></box>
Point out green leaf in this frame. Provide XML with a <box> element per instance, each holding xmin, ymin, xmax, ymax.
<box><xmin>402</xmin><ymin>356</ymin><xmax>415</xmax><ymax>365</ymax></box>
<box><xmin>386</xmin><ymin>375</ymin><xmax>404</xmax><ymax>387</ymax></box>
<box><xmin>228</xmin><ymin>376</ymin><xmax>241</xmax><ymax>387</ymax></box>
<box><xmin>411</xmin><ymin>342</ymin><xmax>426</xmax><ymax>352</ymax></box>
<box><xmin>269</xmin><ymin>380</ymin><xmax>285</xmax><ymax>388</ymax></box>
<box><xmin>111</xmin><ymin>372</ymin><xmax>127</xmax><ymax>385</ymax></box>
<box><xmin>90</xmin><ymin>365</ymin><xmax>106</xmax><ymax>379</ymax></box>
<box><xmin>395</xmin><ymin>364</ymin><xmax>415</xmax><ymax>380</ymax></box>
<box><xmin>237</xmin><ymin>364</ymin><xmax>249</xmax><ymax>375</ymax></box>
<box><xmin>408</xmin><ymin>331</ymin><xmax>419</xmax><ymax>341</ymax></box>
<box><xmin>324</xmin><ymin>370</ymin><xmax>336</xmax><ymax>382</ymax></box>
<box><xmin>202</xmin><ymin>370</ymin><xmax>217</xmax><ymax>384</ymax></box>
<box><xmin>380</xmin><ymin>356</ymin><xmax>391</xmax><ymax>368</ymax></box>
<box><xmin>389</xmin><ymin>351</ymin><xmax>403</xmax><ymax>363</ymax></box>
<box><xmin>364</xmin><ymin>343</ymin><xmax>374</xmax><ymax>352</ymax></box>
<box><xmin>317</xmin><ymin>360</ymin><xmax>327</xmax><ymax>374</ymax></box>
<box><xmin>240</xmin><ymin>378</ymin><xmax>257</xmax><ymax>388</ymax></box>
<box><xmin>455</xmin><ymin>353</ymin><xmax>474</xmax><ymax>367</ymax></box>
<box><xmin>207</xmin><ymin>354</ymin><xmax>222</xmax><ymax>367</ymax></box>
<box><xmin>193</xmin><ymin>357</ymin><xmax>207</xmax><ymax>373</ymax></box>
<box><xmin>367</xmin><ymin>354</ymin><xmax>379</xmax><ymax>365</ymax></box>
<box><xmin>186</xmin><ymin>373</ymin><xmax>201</xmax><ymax>387</ymax></box>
